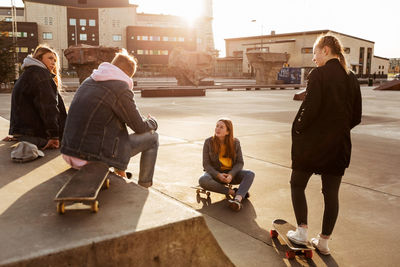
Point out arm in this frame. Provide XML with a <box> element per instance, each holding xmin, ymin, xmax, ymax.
<box><xmin>32</xmin><ymin>77</ymin><xmax>61</xmax><ymax>139</ymax></box>
<box><xmin>113</xmin><ymin>90</ymin><xmax>157</xmax><ymax>133</ymax></box>
<box><xmin>202</xmin><ymin>139</ymin><xmax>220</xmax><ymax>178</ymax></box>
<box><xmin>228</xmin><ymin>139</ymin><xmax>244</xmax><ymax>177</ymax></box>
<box><xmin>293</xmin><ymin>69</ymin><xmax>323</xmax><ymax>133</ymax></box>
<box><xmin>350</xmin><ymin>74</ymin><xmax>362</xmax><ymax>129</ymax></box>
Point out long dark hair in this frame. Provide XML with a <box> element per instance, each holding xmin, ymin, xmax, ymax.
<box><xmin>314</xmin><ymin>34</ymin><xmax>349</xmax><ymax>74</ymax></box>
<box><xmin>211</xmin><ymin>118</ymin><xmax>236</xmax><ymax>159</ymax></box>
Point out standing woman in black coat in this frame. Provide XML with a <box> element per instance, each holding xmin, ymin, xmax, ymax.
<box><xmin>4</xmin><ymin>45</ymin><xmax>67</xmax><ymax>150</ymax></box>
<box><xmin>286</xmin><ymin>35</ymin><xmax>362</xmax><ymax>255</ymax></box>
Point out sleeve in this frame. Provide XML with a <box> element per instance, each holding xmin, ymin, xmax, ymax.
<box><xmin>350</xmin><ymin>74</ymin><xmax>362</xmax><ymax>129</ymax></box>
<box><xmin>229</xmin><ymin>139</ymin><xmax>244</xmax><ymax>177</ymax></box>
<box><xmin>32</xmin><ymin>77</ymin><xmax>61</xmax><ymax>139</ymax></box>
<box><xmin>113</xmin><ymin>89</ymin><xmax>157</xmax><ymax>134</ymax></box>
<box><xmin>293</xmin><ymin>69</ymin><xmax>323</xmax><ymax>133</ymax></box>
<box><xmin>202</xmin><ymin>139</ymin><xmax>219</xmax><ymax>177</ymax></box>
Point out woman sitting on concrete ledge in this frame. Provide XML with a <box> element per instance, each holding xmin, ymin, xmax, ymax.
<box><xmin>3</xmin><ymin>44</ymin><xmax>67</xmax><ymax>150</ymax></box>
<box><xmin>199</xmin><ymin>118</ymin><xmax>254</xmax><ymax>211</ymax></box>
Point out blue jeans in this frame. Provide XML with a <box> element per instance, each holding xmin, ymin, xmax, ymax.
<box><xmin>129</xmin><ymin>131</ymin><xmax>159</xmax><ymax>186</ymax></box>
<box><xmin>198</xmin><ymin>170</ymin><xmax>255</xmax><ymax>198</ymax></box>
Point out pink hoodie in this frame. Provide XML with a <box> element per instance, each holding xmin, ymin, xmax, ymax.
<box><xmin>90</xmin><ymin>62</ymin><xmax>133</xmax><ymax>90</ymax></box>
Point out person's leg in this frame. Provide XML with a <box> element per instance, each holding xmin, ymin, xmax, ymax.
<box><xmin>17</xmin><ymin>136</ymin><xmax>47</xmax><ymax>149</ymax></box>
<box><xmin>129</xmin><ymin>131</ymin><xmax>159</xmax><ymax>187</ymax></box>
<box><xmin>198</xmin><ymin>172</ymin><xmax>230</xmax><ymax>195</ymax></box>
<box><xmin>287</xmin><ymin>169</ymin><xmax>313</xmax><ymax>244</ymax></box>
<box><xmin>320</xmin><ymin>173</ymin><xmax>343</xmax><ymax>236</ymax></box>
<box><xmin>230</xmin><ymin>169</ymin><xmax>254</xmax><ymax>200</ymax></box>
<box><xmin>310</xmin><ymin>173</ymin><xmax>342</xmax><ymax>255</ymax></box>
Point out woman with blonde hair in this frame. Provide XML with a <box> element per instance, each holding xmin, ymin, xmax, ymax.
<box><xmin>199</xmin><ymin>118</ymin><xmax>255</xmax><ymax>211</ymax></box>
<box><xmin>5</xmin><ymin>44</ymin><xmax>67</xmax><ymax>149</ymax></box>
<box><xmin>286</xmin><ymin>34</ymin><xmax>362</xmax><ymax>255</ymax></box>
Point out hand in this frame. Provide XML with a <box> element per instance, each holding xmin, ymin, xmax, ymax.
<box><xmin>42</xmin><ymin>139</ymin><xmax>60</xmax><ymax>150</ymax></box>
<box><xmin>2</xmin><ymin>136</ymin><xmax>17</xmax><ymax>141</ymax></box>
<box><xmin>217</xmin><ymin>173</ymin><xmax>227</xmax><ymax>183</ymax></box>
<box><xmin>224</xmin><ymin>174</ymin><xmax>233</xmax><ymax>184</ymax></box>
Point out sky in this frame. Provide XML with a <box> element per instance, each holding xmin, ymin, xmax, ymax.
<box><xmin>2</xmin><ymin>0</ymin><xmax>399</xmax><ymax>58</ymax></box>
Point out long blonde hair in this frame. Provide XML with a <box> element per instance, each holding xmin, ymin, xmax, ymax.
<box><xmin>314</xmin><ymin>34</ymin><xmax>349</xmax><ymax>74</ymax></box>
<box><xmin>32</xmin><ymin>44</ymin><xmax>62</xmax><ymax>89</ymax></box>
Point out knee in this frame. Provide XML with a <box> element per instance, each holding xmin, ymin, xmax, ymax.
<box><xmin>198</xmin><ymin>173</ymin><xmax>211</xmax><ymax>187</ymax></box>
<box><xmin>244</xmin><ymin>170</ymin><xmax>255</xmax><ymax>181</ymax></box>
<box><xmin>150</xmin><ymin>131</ymin><xmax>159</xmax><ymax>147</ymax></box>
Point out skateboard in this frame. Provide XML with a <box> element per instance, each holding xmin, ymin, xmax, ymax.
<box><xmin>191</xmin><ymin>184</ymin><xmax>235</xmax><ymax>204</ymax></box>
<box><xmin>191</xmin><ymin>186</ymin><xmax>211</xmax><ymax>204</ymax></box>
<box><xmin>54</xmin><ymin>161</ymin><xmax>110</xmax><ymax>214</ymax></box>
<box><xmin>270</xmin><ymin>219</ymin><xmax>314</xmax><ymax>259</ymax></box>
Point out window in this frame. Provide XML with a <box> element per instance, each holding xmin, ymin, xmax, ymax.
<box><xmin>344</xmin><ymin>47</ymin><xmax>350</xmax><ymax>54</ymax></box>
<box><xmin>197</xmin><ymin>38</ymin><xmax>202</xmax><ymax>44</ymax></box>
<box><xmin>161</xmin><ymin>50</ymin><xmax>169</xmax><ymax>55</ymax></box>
<box><xmin>79</xmin><ymin>19</ymin><xmax>86</xmax><ymax>26</ymax></box>
<box><xmin>113</xmin><ymin>35</ymin><xmax>122</xmax><ymax>41</ymax></box>
<box><xmin>138</xmin><ymin>36</ymin><xmax>148</xmax><ymax>41</ymax></box>
<box><xmin>49</xmin><ymin>17</ymin><xmax>53</xmax><ymax>25</ymax></box>
<box><xmin>130</xmin><ymin>36</ymin><xmax>134</xmax><ymax>40</ymax></box>
<box><xmin>5</xmin><ymin>17</ymin><xmax>12</xmax><ymax>22</ymax></box>
<box><xmin>44</xmin><ymin>17</ymin><xmax>48</xmax><ymax>25</ymax></box>
<box><xmin>80</xmin><ymin>33</ymin><xmax>87</xmax><ymax>41</ymax></box>
<box><xmin>301</xmin><ymin>47</ymin><xmax>313</xmax><ymax>54</ymax></box>
<box><xmin>89</xmin><ymin>19</ymin><xmax>96</xmax><ymax>26</ymax></box>
<box><xmin>150</xmin><ymin>36</ymin><xmax>160</xmax><ymax>41</ymax></box>
<box><xmin>137</xmin><ymin>50</ymin><xmax>144</xmax><ymax>55</ymax></box>
<box><xmin>112</xmin><ymin>20</ymin><xmax>120</xmax><ymax>27</ymax></box>
<box><xmin>23</xmin><ymin>32</ymin><xmax>27</xmax><ymax>37</ymax></box>
<box><xmin>162</xmin><ymin>36</ymin><xmax>168</xmax><ymax>41</ymax></box>
<box><xmin>43</xmin><ymin>32</ymin><xmax>53</xmax><ymax>40</ymax></box>
<box><xmin>178</xmin><ymin>37</ymin><xmax>184</xmax><ymax>42</ymax></box>
<box><xmin>69</xmin><ymin>18</ymin><xmax>76</xmax><ymax>26</ymax></box>
<box><xmin>170</xmin><ymin>37</ymin><xmax>176</xmax><ymax>42</ymax></box>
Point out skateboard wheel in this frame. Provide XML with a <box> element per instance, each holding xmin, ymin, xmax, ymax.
<box><xmin>206</xmin><ymin>192</ymin><xmax>210</xmax><ymax>197</ymax></box>
<box><xmin>103</xmin><ymin>178</ymin><xmax>110</xmax><ymax>189</ymax></box>
<box><xmin>196</xmin><ymin>193</ymin><xmax>201</xmax><ymax>203</ymax></box>
<box><xmin>206</xmin><ymin>196</ymin><xmax>211</xmax><ymax>205</ymax></box>
<box><xmin>91</xmin><ymin>201</ymin><xmax>99</xmax><ymax>213</ymax></box>
<box><xmin>270</xmin><ymin>229</ymin><xmax>278</xmax><ymax>238</ymax></box>
<box><xmin>286</xmin><ymin>251</ymin><xmax>296</xmax><ymax>259</ymax></box>
<box><xmin>196</xmin><ymin>189</ymin><xmax>200</xmax><ymax>194</ymax></box>
<box><xmin>304</xmin><ymin>250</ymin><xmax>313</xmax><ymax>259</ymax></box>
<box><xmin>57</xmin><ymin>202</ymin><xmax>65</xmax><ymax>214</ymax></box>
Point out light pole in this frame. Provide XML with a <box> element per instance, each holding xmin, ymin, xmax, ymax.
<box><xmin>251</xmin><ymin>19</ymin><xmax>264</xmax><ymax>51</ymax></box>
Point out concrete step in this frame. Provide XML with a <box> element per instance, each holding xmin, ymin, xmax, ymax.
<box><xmin>0</xmin><ymin>117</ymin><xmax>233</xmax><ymax>266</ymax></box>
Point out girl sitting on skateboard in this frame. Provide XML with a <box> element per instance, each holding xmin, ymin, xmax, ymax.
<box><xmin>199</xmin><ymin>118</ymin><xmax>254</xmax><ymax>211</ymax></box>
<box><xmin>287</xmin><ymin>34</ymin><xmax>362</xmax><ymax>255</ymax></box>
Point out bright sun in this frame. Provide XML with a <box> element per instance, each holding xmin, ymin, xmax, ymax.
<box><xmin>130</xmin><ymin>0</ymin><xmax>204</xmax><ymax>26</ymax></box>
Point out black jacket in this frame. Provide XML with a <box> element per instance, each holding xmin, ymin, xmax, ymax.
<box><xmin>291</xmin><ymin>59</ymin><xmax>362</xmax><ymax>176</ymax></box>
<box><xmin>9</xmin><ymin>64</ymin><xmax>67</xmax><ymax>140</ymax></box>
<box><xmin>202</xmin><ymin>137</ymin><xmax>244</xmax><ymax>178</ymax></box>
<box><xmin>61</xmin><ymin>77</ymin><xmax>157</xmax><ymax>170</ymax></box>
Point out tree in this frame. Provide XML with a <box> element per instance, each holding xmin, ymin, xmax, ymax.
<box><xmin>0</xmin><ymin>21</ymin><xmax>17</xmax><ymax>83</ymax></box>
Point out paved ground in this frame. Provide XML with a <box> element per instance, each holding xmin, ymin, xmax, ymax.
<box><xmin>0</xmin><ymin>82</ymin><xmax>399</xmax><ymax>266</ymax></box>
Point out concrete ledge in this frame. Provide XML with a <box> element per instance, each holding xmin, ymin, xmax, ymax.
<box><xmin>141</xmin><ymin>88</ymin><xmax>206</xmax><ymax>97</ymax></box>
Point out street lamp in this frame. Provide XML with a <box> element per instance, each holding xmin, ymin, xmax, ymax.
<box><xmin>251</xmin><ymin>19</ymin><xmax>264</xmax><ymax>51</ymax></box>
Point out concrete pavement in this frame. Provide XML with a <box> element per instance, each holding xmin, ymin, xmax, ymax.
<box><xmin>0</xmin><ymin>84</ymin><xmax>399</xmax><ymax>266</ymax></box>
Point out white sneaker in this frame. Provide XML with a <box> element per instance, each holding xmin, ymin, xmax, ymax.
<box><xmin>286</xmin><ymin>226</ymin><xmax>308</xmax><ymax>245</ymax></box>
<box><xmin>311</xmin><ymin>234</ymin><xmax>331</xmax><ymax>255</ymax></box>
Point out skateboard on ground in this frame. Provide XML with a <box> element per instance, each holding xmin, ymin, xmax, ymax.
<box><xmin>54</xmin><ymin>161</ymin><xmax>110</xmax><ymax>214</ymax></box>
<box><xmin>270</xmin><ymin>219</ymin><xmax>314</xmax><ymax>259</ymax></box>
<box><xmin>191</xmin><ymin>184</ymin><xmax>235</xmax><ymax>204</ymax></box>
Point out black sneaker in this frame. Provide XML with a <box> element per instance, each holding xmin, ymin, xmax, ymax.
<box><xmin>228</xmin><ymin>199</ymin><xmax>242</xmax><ymax>211</ymax></box>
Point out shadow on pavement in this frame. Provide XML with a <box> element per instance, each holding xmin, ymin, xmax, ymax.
<box><xmin>0</xmin><ymin>140</ymin><xmax>61</xmax><ymax>189</ymax></box>
<box><xmin>196</xmin><ymin>196</ymin><xmax>272</xmax><ymax>245</ymax></box>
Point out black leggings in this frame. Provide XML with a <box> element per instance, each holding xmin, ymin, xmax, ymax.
<box><xmin>290</xmin><ymin>169</ymin><xmax>342</xmax><ymax>236</ymax></box>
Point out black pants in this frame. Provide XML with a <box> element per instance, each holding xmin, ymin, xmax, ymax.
<box><xmin>290</xmin><ymin>169</ymin><xmax>342</xmax><ymax>236</ymax></box>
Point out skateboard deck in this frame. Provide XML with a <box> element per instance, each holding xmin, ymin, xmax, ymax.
<box><xmin>191</xmin><ymin>186</ymin><xmax>211</xmax><ymax>204</ymax></box>
<box><xmin>270</xmin><ymin>219</ymin><xmax>314</xmax><ymax>259</ymax></box>
<box><xmin>54</xmin><ymin>161</ymin><xmax>110</xmax><ymax>214</ymax></box>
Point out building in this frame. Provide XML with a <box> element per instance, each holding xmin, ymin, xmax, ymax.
<box><xmin>0</xmin><ymin>21</ymin><xmax>38</xmax><ymax>63</ymax></box>
<box><xmin>0</xmin><ymin>0</ymin><xmax>215</xmax><ymax>71</ymax></box>
<box><xmin>389</xmin><ymin>58</ymin><xmax>400</xmax><ymax>73</ymax></box>
<box><xmin>221</xmin><ymin>29</ymin><xmax>389</xmax><ymax>78</ymax></box>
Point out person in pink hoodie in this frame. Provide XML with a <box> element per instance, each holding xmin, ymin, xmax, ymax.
<box><xmin>61</xmin><ymin>50</ymin><xmax>158</xmax><ymax>187</ymax></box>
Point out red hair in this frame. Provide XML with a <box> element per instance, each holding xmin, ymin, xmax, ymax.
<box><xmin>211</xmin><ymin>118</ymin><xmax>236</xmax><ymax>159</ymax></box>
